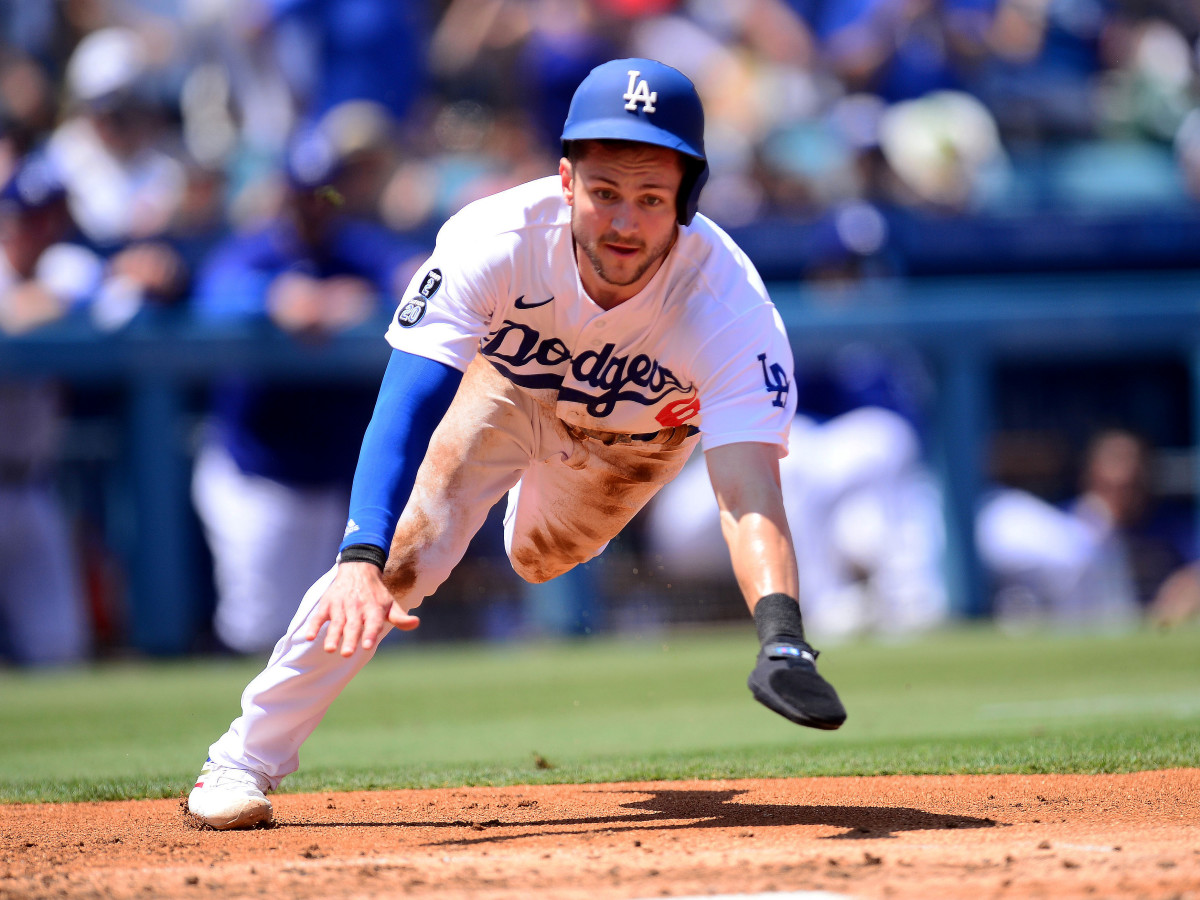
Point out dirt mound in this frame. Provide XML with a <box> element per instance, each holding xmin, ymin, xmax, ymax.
<box><xmin>3</xmin><ymin>770</ymin><xmax>1198</xmax><ymax>899</ymax></box>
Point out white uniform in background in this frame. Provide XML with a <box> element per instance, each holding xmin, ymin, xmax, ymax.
<box><xmin>976</xmin><ymin>487</ymin><xmax>1141</xmax><ymax>628</ymax></box>
<box><xmin>647</xmin><ymin>406</ymin><xmax>949</xmax><ymax>639</ymax></box>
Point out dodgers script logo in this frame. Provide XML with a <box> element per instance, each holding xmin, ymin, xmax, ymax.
<box><xmin>623</xmin><ymin>70</ymin><xmax>657</xmax><ymax>113</ymax></box>
<box><xmin>481</xmin><ymin>319</ymin><xmax>695</xmax><ymax>419</ymax></box>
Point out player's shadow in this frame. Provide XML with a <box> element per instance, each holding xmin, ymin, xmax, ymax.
<box><xmin>295</xmin><ymin>787</ymin><xmax>997</xmax><ymax>845</ymax></box>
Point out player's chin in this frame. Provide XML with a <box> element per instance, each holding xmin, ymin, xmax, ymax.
<box><xmin>597</xmin><ymin>254</ymin><xmax>646</xmax><ymax>286</ymax></box>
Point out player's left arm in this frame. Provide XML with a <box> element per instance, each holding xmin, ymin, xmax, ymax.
<box><xmin>704</xmin><ymin>441</ymin><xmax>798</xmax><ymax>611</ymax></box>
<box><xmin>706</xmin><ymin>439</ymin><xmax>848</xmax><ymax>730</ymax></box>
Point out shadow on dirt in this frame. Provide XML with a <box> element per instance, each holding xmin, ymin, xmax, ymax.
<box><xmin>286</xmin><ymin>787</ymin><xmax>999</xmax><ymax>845</ymax></box>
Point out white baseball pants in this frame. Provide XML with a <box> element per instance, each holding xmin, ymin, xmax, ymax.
<box><xmin>208</xmin><ymin>354</ymin><xmax>699</xmax><ymax>784</ymax></box>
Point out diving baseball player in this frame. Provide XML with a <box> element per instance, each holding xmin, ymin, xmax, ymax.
<box><xmin>188</xmin><ymin>58</ymin><xmax>846</xmax><ymax>830</ymax></box>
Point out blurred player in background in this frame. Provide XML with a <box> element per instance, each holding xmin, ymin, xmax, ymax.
<box><xmin>0</xmin><ymin>154</ymin><xmax>98</xmax><ymax>666</ymax></box>
<box><xmin>0</xmin><ymin>142</ymin><xmax>198</xmax><ymax>666</ymax></box>
<box><xmin>187</xmin><ymin>58</ymin><xmax>846</xmax><ymax>829</ymax></box>
<box><xmin>189</xmin><ymin>127</ymin><xmax>428</xmax><ymax>655</ymax></box>
<box><xmin>977</xmin><ymin>428</ymin><xmax>1196</xmax><ymax>628</ymax></box>
<box><xmin>648</xmin><ymin>404</ymin><xmax>948</xmax><ymax>640</ymax></box>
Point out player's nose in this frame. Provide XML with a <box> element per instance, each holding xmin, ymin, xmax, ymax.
<box><xmin>608</xmin><ymin>200</ymin><xmax>638</xmax><ymax>233</ymax></box>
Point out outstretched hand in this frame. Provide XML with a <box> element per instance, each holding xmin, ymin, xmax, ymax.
<box><xmin>301</xmin><ymin>561</ymin><xmax>420</xmax><ymax>656</ymax></box>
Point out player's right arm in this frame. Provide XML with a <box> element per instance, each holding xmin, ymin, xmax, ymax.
<box><xmin>303</xmin><ymin>221</ymin><xmax>508</xmax><ymax>654</ymax></box>
<box><xmin>301</xmin><ymin>348</ymin><xmax>463</xmax><ymax>654</ymax></box>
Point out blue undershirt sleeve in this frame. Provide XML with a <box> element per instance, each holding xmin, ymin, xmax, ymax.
<box><xmin>338</xmin><ymin>348</ymin><xmax>463</xmax><ymax>555</ymax></box>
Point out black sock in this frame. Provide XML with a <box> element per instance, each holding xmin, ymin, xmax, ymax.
<box><xmin>753</xmin><ymin>593</ymin><xmax>806</xmax><ymax>645</ymax></box>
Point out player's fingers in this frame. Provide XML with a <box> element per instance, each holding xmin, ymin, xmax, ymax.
<box><xmin>339</xmin><ymin>608</ymin><xmax>365</xmax><ymax>658</ymax></box>
<box><xmin>301</xmin><ymin>598</ymin><xmax>331</xmax><ymax>643</ymax></box>
<box><xmin>387</xmin><ymin>604</ymin><xmax>421</xmax><ymax>632</ymax></box>
<box><xmin>359</xmin><ymin>602</ymin><xmax>388</xmax><ymax>651</ymax></box>
<box><xmin>323</xmin><ymin>603</ymin><xmax>347</xmax><ymax>654</ymax></box>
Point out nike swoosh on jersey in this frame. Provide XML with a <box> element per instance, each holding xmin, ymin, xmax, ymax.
<box><xmin>513</xmin><ymin>295</ymin><xmax>554</xmax><ymax>309</ymax></box>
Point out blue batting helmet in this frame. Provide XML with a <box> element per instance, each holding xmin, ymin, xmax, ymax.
<box><xmin>561</xmin><ymin>58</ymin><xmax>708</xmax><ymax>226</ymax></box>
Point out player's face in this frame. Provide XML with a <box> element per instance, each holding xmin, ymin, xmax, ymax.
<box><xmin>561</xmin><ymin>142</ymin><xmax>683</xmax><ymax>308</ymax></box>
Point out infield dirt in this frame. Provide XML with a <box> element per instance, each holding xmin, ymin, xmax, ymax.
<box><xmin>2</xmin><ymin>770</ymin><xmax>1197</xmax><ymax>899</ymax></box>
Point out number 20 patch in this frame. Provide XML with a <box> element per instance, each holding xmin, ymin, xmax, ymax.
<box><xmin>395</xmin><ymin>296</ymin><xmax>426</xmax><ymax>327</ymax></box>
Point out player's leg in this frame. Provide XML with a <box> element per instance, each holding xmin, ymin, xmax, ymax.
<box><xmin>202</xmin><ymin>567</ymin><xmax>342</xmax><ymax>757</ymax></box>
<box><xmin>190</xmin><ymin>563</ymin><xmax>363</xmax><ymax>828</ymax></box>
<box><xmin>191</xmin><ymin>355</ymin><xmax>542</xmax><ymax>826</ymax></box>
<box><xmin>504</xmin><ymin>431</ymin><xmax>701</xmax><ymax>583</ymax></box>
<box><xmin>380</xmin><ymin>353</ymin><xmax>548</xmax><ymax>602</ymax></box>
<box><xmin>194</xmin><ymin>553</ymin><xmax>426</xmax><ymax>828</ymax></box>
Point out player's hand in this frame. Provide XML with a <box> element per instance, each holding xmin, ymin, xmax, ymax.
<box><xmin>266</xmin><ymin>272</ymin><xmax>325</xmax><ymax>338</ymax></box>
<box><xmin>109</xmin><ymin>241</ymin><xmax>187</xmax><ymax>302</ymax></box>
<box><xmin>301</xmin><ymin>561</ymin><xmax>420</xmax><ymax>656</ymax></box>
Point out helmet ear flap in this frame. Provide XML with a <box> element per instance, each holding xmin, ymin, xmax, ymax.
<box><xmin>677</xmin><ymin>156</ymin><xmax>709</xmax><ymax>226</ymax></box>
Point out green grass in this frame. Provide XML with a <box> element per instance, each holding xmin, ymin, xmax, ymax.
<box><xmin>1</xmin><ymin>622</ymin><xmax>1197</xmax><ymax>803</ymax></box>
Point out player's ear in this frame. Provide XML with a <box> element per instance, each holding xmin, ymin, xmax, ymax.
<box><xmin>559</xmin><ymin>157</ymin><xmax>574</xmax><ymax>207</ymax></box>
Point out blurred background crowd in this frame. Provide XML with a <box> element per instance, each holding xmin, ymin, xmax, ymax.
<box><xmin>3</xmin><ymin>0</ymin><xmax>1200</xmax><ymax>667</ymax></box>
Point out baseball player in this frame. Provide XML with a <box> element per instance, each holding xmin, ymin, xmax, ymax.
<box><xmin>187</xmin><ymin>58</ymin><xmax>846</xmax><ymax>830</ymax></box>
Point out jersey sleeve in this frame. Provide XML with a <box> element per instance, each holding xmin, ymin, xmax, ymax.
<box><xmin>339</xmin><ymin>349</ymin><xmax>463</xmax><ymax>554</ymax></box>
<box><xmin>385</xmin><ymin>220</ymin><xmax>510</xmax><ymax>372</ymax></box>
<box><xmin>691</xmin><ymin>303</ymin><xmax>797</xmax><ymax>456</ymax></box>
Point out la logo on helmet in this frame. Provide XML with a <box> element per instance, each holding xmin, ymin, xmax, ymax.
<box><xmin>623</xmin><ymin>70</ymin><xmax>657</xmax><ymax>113</ymax></box>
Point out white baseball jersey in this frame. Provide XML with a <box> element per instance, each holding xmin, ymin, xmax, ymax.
<box><xmin>386</xmin><ymin>176</ymin><xmax>797</xmax><ymax>453</ymax></box>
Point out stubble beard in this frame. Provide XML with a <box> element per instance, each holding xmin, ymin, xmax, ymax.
<box><xmin>573</xmin><ymin>218</ymin><xmax>676</xmax><ymax>290</ymax></box>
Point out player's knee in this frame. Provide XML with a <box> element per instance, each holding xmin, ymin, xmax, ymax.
<box><xmin>509</xmin><ymin>545</ymin><xmax>574</xmax><ymax>584</ymax></box>
<box><xmin>508</xmin><ymin>530</ymin><xmax>610</xmax><ymax>584</ymax></box>
<box><xmin>510</xmin><ymin>555</ymin><xmax>567</xmax><ymax>584</ymax></box>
